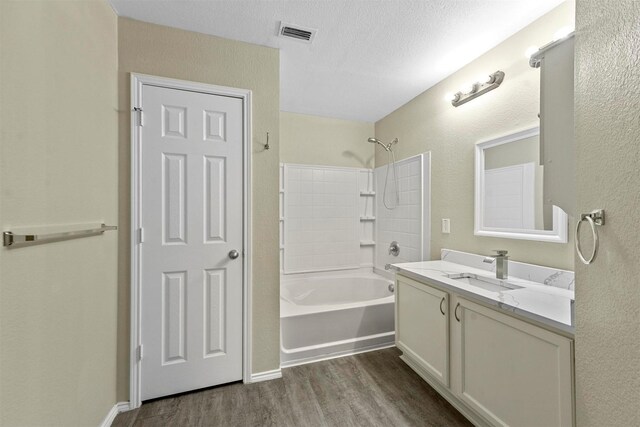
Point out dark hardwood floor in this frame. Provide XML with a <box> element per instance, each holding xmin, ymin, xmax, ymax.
<box><xmin>113</xmin><ymin>347</ymin><xmax>471</xmax><ymax>427</ymax></box>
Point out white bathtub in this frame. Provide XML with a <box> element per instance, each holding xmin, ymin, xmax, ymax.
<box><xmin>280</xmin><ymin>272</ymin><xmax>395</xmax><ymax>367</ymax></box>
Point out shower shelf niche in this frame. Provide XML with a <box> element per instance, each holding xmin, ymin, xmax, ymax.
<box><xmin>359</xmin><ymin>169</ymin><xmax>376</xmax><ymax>267</ymax></box>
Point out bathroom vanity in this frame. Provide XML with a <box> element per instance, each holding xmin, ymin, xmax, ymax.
<box><xmin>393</xmin><ymin>250</ymin><xmax>574</xmax><ymax>427</ymax></box>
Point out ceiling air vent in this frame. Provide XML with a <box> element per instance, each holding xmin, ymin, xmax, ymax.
<box><xmin>278</xmin><ymin>22</ymin><xmax>317</xmax><ymax>43</ymax></box>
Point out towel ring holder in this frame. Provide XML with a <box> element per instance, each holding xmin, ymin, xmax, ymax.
<box><xmin>575</xmin><ymin>209</ymin><xmax>605</xmax><ymax>265</ymax></box>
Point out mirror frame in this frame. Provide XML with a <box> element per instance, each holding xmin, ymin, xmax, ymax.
<box><xmin>474</xmin><ymin>126</ymin><xmax>568</xmax><ymax>243</ymax></box>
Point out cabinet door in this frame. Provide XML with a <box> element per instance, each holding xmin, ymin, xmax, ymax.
<box><xmin>453</xmin><ymin>297</ymin><xmax>573</xmax><ymax>427</ymax></box>
<box><xmin>396</xmin><ymin>276</ymin><xmax>449</xmax><ymax>386</ymax></box>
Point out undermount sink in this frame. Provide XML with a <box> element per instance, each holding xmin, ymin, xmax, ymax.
<box><xmin>445</xmin><ymin>273</ymin><xmax>524</xmax><ymax>293</ymax></box>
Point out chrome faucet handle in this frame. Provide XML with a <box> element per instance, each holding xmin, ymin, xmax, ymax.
<box><xmin>389</xmin><ymin>241</ymin><xmax>400</xmax><ymax>257</ymax></box>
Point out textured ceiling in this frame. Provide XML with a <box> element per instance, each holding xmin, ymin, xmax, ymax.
<box><xmin>109</xmin><ymin>0</ymin><xmax>565</xmax><ymax>122</ymax></box>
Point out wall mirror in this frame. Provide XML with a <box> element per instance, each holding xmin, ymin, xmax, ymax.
<box><xmin>475</xmin><ymin>127</ymin><xmax>568</xmax><ymax>243</ymax></box>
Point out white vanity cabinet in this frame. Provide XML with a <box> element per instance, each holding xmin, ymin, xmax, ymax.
<box><xmin>451</xmin><ymin>296</ymin><xmax>574</xmax><ymax>427</ymax></box>
<box><xmin>396</xmin><ymin>275</ymin><xmax>449</xmax><ymax>387</ymax></box>
<box><xmin>396</xmin><ymin>274</ymin><xmax>575</xmax><ymax>427</ymax></box>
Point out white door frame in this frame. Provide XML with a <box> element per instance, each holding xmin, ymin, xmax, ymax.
<box><xmin>129</xmin><ymin>73</ymin><xmax>252</xmax><ymax>409</ymax></box>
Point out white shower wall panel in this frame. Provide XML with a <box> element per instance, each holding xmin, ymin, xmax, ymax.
<box><xmin>283</xmin><ymin>164</ymin><xmax>361</xmax><ymax>273</ymax></box>
<box><xmin>375</xmin><ymin>153</ymin><xmax>430</xmax><ymax>271</ymax></box>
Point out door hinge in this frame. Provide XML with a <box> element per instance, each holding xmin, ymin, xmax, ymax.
<box><xmin>136</xmin><ymin>345</ymin><xmax>143</xmax><ymax>361</ymax></box>
<box><xmin>137</xmin><ymin>227</ymin><xmax>144</xmax><ymax>244</ymax></box>
<box><xmin>133</xmin><ymin>107</ymin><xmax>144</xmax><ymax>126</ymax></box>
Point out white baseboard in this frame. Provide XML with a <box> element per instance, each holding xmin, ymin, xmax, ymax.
<box><xmin>116</xmin><ymin>401</ymin><xmax>132</xmax><ymax>412</ymax></box>
<box><xmin>248</xmin><ymin>368</ymin><xmax>282</xmax><ymax>383</ymax></box>
<box><xmin>99</xmin><ymin>401</ymin><xmax>131</xmax><ymax>427</ymax></box>
<box><xmin>99</xmin><ymin>404</ymin><xmax>119</xmax><ymax>427</ymax></box>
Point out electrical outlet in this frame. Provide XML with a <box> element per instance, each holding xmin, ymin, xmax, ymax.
<box><xmin>442</xmin><ymin>218</ymin><xmax>451</xmax><ymax>234</ymax></box>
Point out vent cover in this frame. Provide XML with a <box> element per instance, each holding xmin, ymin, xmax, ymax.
<box><xmin>278</xmin><ymin>22</ymin><xmax>317</xmax><ymax>43</ymax></box>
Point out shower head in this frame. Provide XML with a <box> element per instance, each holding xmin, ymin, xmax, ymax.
<box><xmin>367</xmin><ymin>137</ymin><xmax>398</xmax><ymax>152</ymax></box>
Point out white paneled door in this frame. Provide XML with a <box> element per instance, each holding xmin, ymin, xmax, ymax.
<box><xmin>140</xmin><ymin>85</ymin><xmax>243</xmax><ymax>400</ymax></box>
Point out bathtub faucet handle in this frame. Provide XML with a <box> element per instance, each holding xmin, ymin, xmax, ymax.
<box><xmin>389</xmin><ymin>241</ymin><xmax>400</xmax><ymax>257</ymax></box>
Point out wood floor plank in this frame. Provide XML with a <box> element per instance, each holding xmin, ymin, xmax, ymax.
<box><xmin>113</xmin><ymin>348</ymin><xmax>472</xmax><ymax>427</ymax></box>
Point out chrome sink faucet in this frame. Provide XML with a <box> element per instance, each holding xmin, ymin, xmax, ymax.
<box><xmin>483</xmin><ymin>250</ymin><xmax>509</xmax><ymax>279</ymax></box>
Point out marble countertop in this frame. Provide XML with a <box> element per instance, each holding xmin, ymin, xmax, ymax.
<box><xmin>392</xmin><ymin>260</ymin><xmax>575</xmax><ymax>337</ymax></box>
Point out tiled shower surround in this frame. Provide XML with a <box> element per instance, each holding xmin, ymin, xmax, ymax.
<box><xmin>374</xmin><ymin>154</ymin><xmax>430</xmax><ymax>271</ymax></box>
<box><xmin>280</xmin><ymin>154</ymin><xmax>429</xmax><ymax>275</ymax></box>
<box><xmin>282</xmin><ymin>164</ymin><xmax>361</xmax><ymax>273</ymax></box>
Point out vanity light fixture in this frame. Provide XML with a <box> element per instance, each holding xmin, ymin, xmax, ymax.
<box><xmin>449</xmin><ymin>70</ymin><xmax>505</xmax><ymax>107</ymax></box>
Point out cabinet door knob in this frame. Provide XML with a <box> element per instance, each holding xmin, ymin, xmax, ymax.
<box><xmin>440</xmin><ymin>297</ymin><xmax>446</xmax><ymax>315</ymax></box>
<box><xmin>455</xmin><ymin>302</ymin><xmax>461</xmax><ymax>322</ymax></box>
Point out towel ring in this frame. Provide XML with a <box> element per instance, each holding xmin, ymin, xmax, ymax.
<box><xmin>575</xmin><ymin>209</ymin><xmax>605</xmax><ymax>265</ymax></box>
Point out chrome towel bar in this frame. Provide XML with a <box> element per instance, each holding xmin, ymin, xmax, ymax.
<box><xmin>3</xmin><ymin>224</ymin><xmax>117</xmax><ymax>247</ymax></box>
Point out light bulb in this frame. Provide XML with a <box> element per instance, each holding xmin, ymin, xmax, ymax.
<box><xmin>460</xmin><ymin>83</ymin><xmax>474</xmax><ymax>94</ymax></box>
<box><xmin>445</xmin><ymin>93</ymin><xmax>455</xmax><ymax>102</ymax></box>
<box><xmin>476</xmin><ymin>74</ymin><xmax>492</xmax><ymax>85</ymax></box>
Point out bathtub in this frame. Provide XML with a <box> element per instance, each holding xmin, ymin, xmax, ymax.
<box><xmin>280</xmin><ymin>272</ymin><xmax>395</xmax><ymax>367</ymax></box>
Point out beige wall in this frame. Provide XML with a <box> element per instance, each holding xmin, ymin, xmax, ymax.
<box><xmin>375</xmin><ymin>2</ymin><xmax>575</xmax><ymax>270</ymax></box>
<box><xmin>281</xmin><ymin>112</ymin><xmax>375</xmax><ymax>168</ymax></box>
<box><xmin>574</xmin><ymin>0</ymin><xmax>640</xmax><ymax>424</ymax></box>
<box><xmin>117</xmin><ymin>18</ymin><xmax>280</xmax><ymax>400</ymax></box>
<box><xmin>0</xmin><ymin>1</ymin><xmax>118</xmax><ymax>425</ymax></box>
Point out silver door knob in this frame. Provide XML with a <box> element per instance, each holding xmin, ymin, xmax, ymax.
<box><xmin>228</xmin><ymin>250</ymin><xmax>240</xmax><ymax>260</ymax></box>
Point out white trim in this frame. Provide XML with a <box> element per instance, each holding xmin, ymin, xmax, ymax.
<box><xmin>474</xmin><ymin>126</ymin><xmax>568</xmax><ymax>243</ymax></box>
<box><xmin>99</xmin><ymin>404</ymin><xmax>119</xmax><ymax>427</ymax></box>
<box><xmin>99</xmin><ymin>402</ymin><xmax>131</xmax><ymax>427</ymax></box>
<box><xmin>249</xmin><ymin>368</ymin><xmax>282</xmax><ymax>383</ymax></box>
<box><xmin>421</xmin><ymin>152</ymin><xmax>432</xmax><ymax>261</ymax></box>
<box><xmin>280</xmin><ymin>342</ymin><xmax>396</xmax><ymax>369</ymax></box>
<box><xmin>129</xmin><ymin>73</ymin><xmax>252</xmax><ymax>408</ymax></box>
<box><xmin>116</xmin><ymin>401</ymin><xmax>132</xmax><ymax>413</ymax></box>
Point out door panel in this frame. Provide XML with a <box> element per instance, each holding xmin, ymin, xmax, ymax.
<box><xmin>162</xmin><ymin>271</ymin><xmax>187</xmax><ymax>364</ymax></box>
<box><xmin>204</xmin><ymin>268</ymin><xmax>226</xmax><ymax>357</ymax></box>
<box><xmin>140</xmin><ymin>85</ymin><xmax>243</xmax><ymax>400</ymax></box>
<box><xmin>162</xmin><ymin>153</ymin><xmax>187</xmax><ymax>244</ymax></box>
<box><xmin>204</xmin><ymin>156</ymin><xmax>226</xmax><ymax>242</ymax></box>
